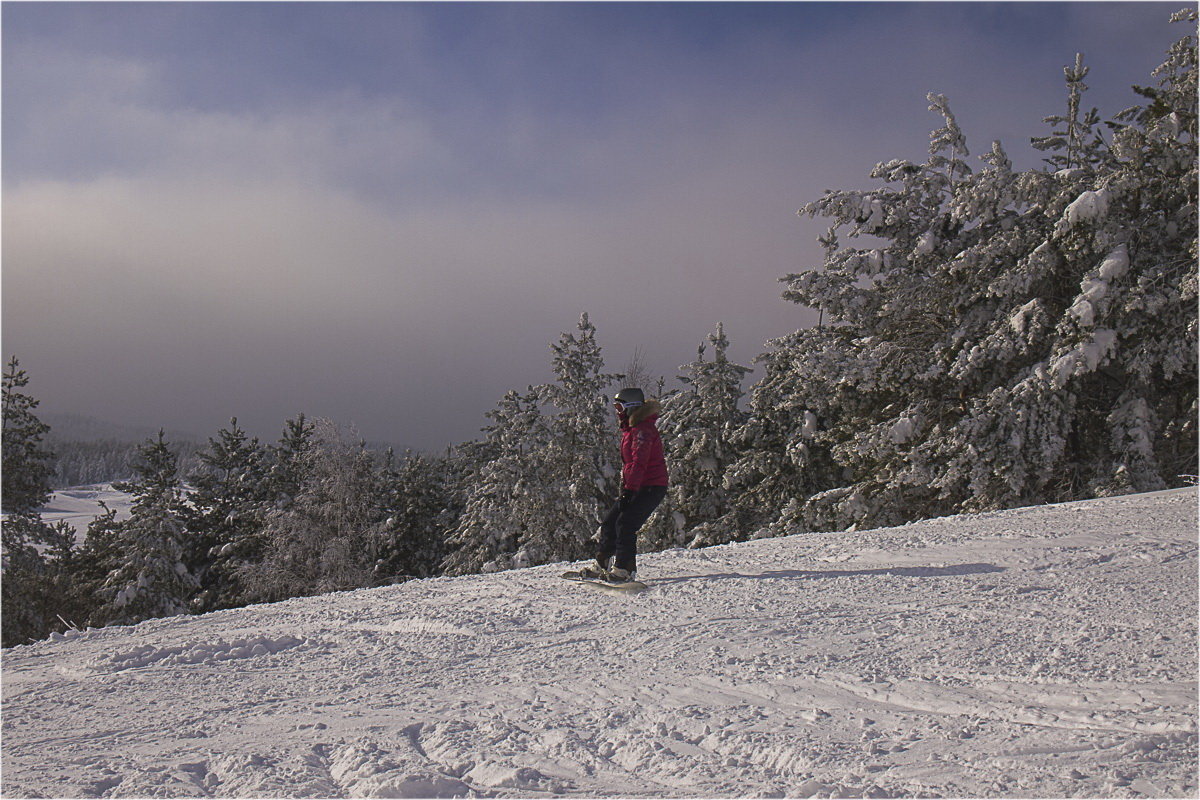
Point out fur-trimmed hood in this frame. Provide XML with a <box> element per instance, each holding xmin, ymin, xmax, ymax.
<box><xmin>624</xmin><ymin>398</ymin><xmax>662</xmax><ymax>428</ymax></box>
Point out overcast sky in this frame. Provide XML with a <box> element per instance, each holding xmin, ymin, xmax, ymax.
<box><xmin>2</xmin><ymin>2</ymin><xmax>1185</xmax><ymax>451</ymax></box>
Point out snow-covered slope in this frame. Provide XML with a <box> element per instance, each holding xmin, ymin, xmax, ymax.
<box><xmin>3</xmin><ymin>489</ymin><xmax>1197</xmax><ymax>798</ymax></box>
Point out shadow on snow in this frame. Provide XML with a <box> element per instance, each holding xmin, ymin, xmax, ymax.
<box><xmin>654</xmin><ymin>563</ymin><xmax>1005</xmax><ymax>585</ymax></box>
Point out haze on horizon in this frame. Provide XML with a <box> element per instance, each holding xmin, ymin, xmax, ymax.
<box><xmin>2</xmin><ymin>2</ymin><xmax>1184</xmax><ymax>451</ymax></box>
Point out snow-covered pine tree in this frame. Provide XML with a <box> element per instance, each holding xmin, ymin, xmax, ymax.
<box><xmin>1</xmin><ymin>358</ymin><xmax>57</xmax><ymax>567</ymax></box>
<box><xmin>722</xmin><ymin>85</ymin><xmax>980</xmax><ymax>533</ymax></box>
<box><xmin>721</xmin><ymin>326</ymin><xmax>854</xmax><ymax>534</ymax></box>
<box><xmin>1098</xmin><ymin>8</ymin><xmax>1199</xmax><ymax>488</ymax></box>
<box><xmin>657</xmin><ymin>323</ymin><xmax>752</xmax><ymax>548</ymax></box>
<box><xmin>185</xmin><ymin>418</ymin><xmax>272</xmax><ymax>611</ymax></box>
<box><xmin>0</xmin><ymin>359</ymin><xmax>96</xmax><ymax>644</ymax></box>
<box><xmin>765</xmin><ymin>11</ymin><xmax>1196</xmax><ymax>532</ymax></box>
<box><xmin>928</xmin><ymin>18</ymin><xmax>1197</xmax><ymax>506</ymax></box>
<box><xmin>265</xmin><ymin>413</ymin><xmax>316</xmax><ymax>509</ymax></box>
<box><xmin>69</xmin><ymin>502</ymin><xmax>123</xmax><ymax>627</ymax></box>
<box><xmin>375</xmin><ymin>448</ymin><xmax>464</xmax><ymax>581</ymax></box>
<box><xmin>0</xmin><ymin>515</ymin><xmax>78</xmax><ymax>646</ymax></box>
<box><xmin>2</xmin><ymin>357</ymin><xmax>55</xmax><ymax>518</ymax></box>
<box><xmin>799</xmin><ymin>91</ymin><xmax>1043</xmax><ymax>528</ymax></box>
<box><xmin>445</xmin><ymin>314</ymin><xmax>622</xmax><ymax>575</ymax></box>
<box><xmin>442</xmin><ymin>388</ymin><xmax>547</xmax><ymax>575</ymax></box>
<box><xmin>1033</xmin><ymin>53</ymin><xmax>1111</xmax><ymax>172</ymax></box>
<box><xmin>242</xmin><ymin>419</ymin><xmax>385</xmax><ymax>601</ymax></box>
<box><xmin>534</xmin><ymin>313</ymin><xmax>622</xmax><ymax>566</ymax></box>
<box><xmin>96</xmin><ymin>432</ymin><xmax>198</xmax><ymax>625</ymax></box>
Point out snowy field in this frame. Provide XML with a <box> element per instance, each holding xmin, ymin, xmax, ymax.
<box><xmin>2</xmin><ymin>488</ymin><xmax>1196</xmax><ymax>799</ymax></box>
<box><xmin>39</xmin><ymin>484</ymin><xmax>135</xmax><ymax>541</ymax></box>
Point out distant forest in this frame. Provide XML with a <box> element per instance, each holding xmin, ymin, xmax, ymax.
<box><xmin>38</xmin><ymin>412</ymin><xmax>203</xmax><ymax>488</ymax></box>
<box><xmin>48</xmin><ymin>439</ymin><xmax>202</xmax><ymax>488</ymax></box>
<box><xmin>46</xmin><ymin>433</ymin><xmax>400</xmax><ymax>488</ymax></box>
<box><xmin>43</xmin><ymin>412</ymin><xmax>408</xmax><ymax>489</ymax></box>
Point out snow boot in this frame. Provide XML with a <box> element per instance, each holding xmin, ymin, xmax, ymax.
<box><xmin>606</xmin><ymin>567</ymin><xmax>636</xmax><ymax>583</ymax></box>
<box><xmin>576</xmin><ymin>564</ymin><xmax>609</xmax><ymax>580</ymax></box>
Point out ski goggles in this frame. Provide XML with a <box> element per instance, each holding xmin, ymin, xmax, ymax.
<box><xmin>613</xmin><ymin>399</ymin><xmax>643</xmax><ymax>411</ymax></box>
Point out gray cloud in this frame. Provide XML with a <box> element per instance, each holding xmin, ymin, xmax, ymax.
<box><xmin>3</xmin><ymin>3</ymin><xmax>1184</xmax><ymax>450</ymax></box>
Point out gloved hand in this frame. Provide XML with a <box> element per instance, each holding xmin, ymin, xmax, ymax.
<box><xmin>619</xmin><ymin>489</ymin><xmax>636</xmax><ymax>508</ymax></box>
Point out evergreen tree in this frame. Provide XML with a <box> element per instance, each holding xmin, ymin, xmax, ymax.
<box><xmin>658</xmin><ymin>323</ymin><xmax>752</xmax><ymax>547</ymax></box>
<box><xmin>722</xmin><ymin>327</ymin><xmax>847</xmax><ymax>535</ymax></box>
<box><xmin>1033</xmin><ymin>53</ymin><xmax>1111</xmax><ymax>172</ymax></box>
<box><xmin>0</xmin><ymin>514</ymin><xmax>77</xmax><ymax>646</ymax></box>
<box><xmin>375</xmin><ymin>449</ymin><xmax>464</xmax><ymax>581</ymax></box>
<box><xmin>443</xmin><ymin>388</ymin><xmax>547</xmax><ymax>575</ymax></box>
<box><xmin>445</xmin><ymin>314</ymin><xmax>622</xmax><ymax>575</ymax></box>
<box><xmin>69</xmin><ymin>502</ymin><xmax>124</xmax><ymax>627</ymax></box>
<box><xmin>2</xmin><ymin>357</ymin><xmax>55</xmax><ymax>516</ymax></box>
<box><xmin>185</xmin><ymin>418</ymin><xmax>272</xmax><ymax>610</ymax></box>
<box><xmin>535</xmin><ymin>313</ymin><xmax>622</xmax><ymax>566</ymax></box>
<box><xmin>242</xmin><ymin>419</ymin><xmax>385</xmax><ymax>601</ymax></box>
<box><xmin>266</xmin><ymin>413</ymin><xmax>317</xmax><ymax>508</ymax></box>
<box><xmin>1</xmin><ymin>358</ymin><xmax>79</xmax><ymax>646</ymax></box>
<box><xmin>755</xmin><ymin>13</ymin><xmax>1196</xmax><ymax>532</ymax></box>
<box><xmin>1093</xmin><ymin>7</ymin><xmax>1199</xmax><ymax>489</ymax></box>
<box><xmin>15</xmin><ymin>513</ymin><xmax>100</xmax><ymax>641</ymax></box>
<box><xmin>96</xmin><ymin>433</ymin><xmax>198</xmax><ymax>625</ymax></box>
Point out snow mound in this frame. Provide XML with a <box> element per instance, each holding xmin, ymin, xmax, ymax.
<box><xmin>82</xmin><ymin>634</ymin><xmax>304</xmax><ymax>674</ymax></box>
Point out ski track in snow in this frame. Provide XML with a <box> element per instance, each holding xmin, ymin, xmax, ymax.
<box><xmin>3</xmin><ymin>488</ymin><xmax>1197</xmax><ymax>798</ymax></box>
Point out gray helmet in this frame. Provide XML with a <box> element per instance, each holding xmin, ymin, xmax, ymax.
<box><xmin>614</xmin><ymin>387</ymin><xmax>645</xmax><ymax>406</ymax></box>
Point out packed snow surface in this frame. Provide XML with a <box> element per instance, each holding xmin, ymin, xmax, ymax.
<box><xmin>3</xmin><ymin>489</ymin><xmax>1197</xmax><ymax>798</ymax></box>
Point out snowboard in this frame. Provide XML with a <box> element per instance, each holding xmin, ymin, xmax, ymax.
<box><xmin>560</xmin><ymin>571</ymin><xmax>649</xmax><ymax>593</ymax></box>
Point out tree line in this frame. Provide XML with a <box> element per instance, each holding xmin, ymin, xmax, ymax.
<box><xmin>3</xmin><ymin>11</ymin><xmax>1195</xmax><ymax>646</ymax></box>
<box><xmin>49</xmin><ymin>439</ymin><xmax>203</xmax><ymax>489</ymax></box>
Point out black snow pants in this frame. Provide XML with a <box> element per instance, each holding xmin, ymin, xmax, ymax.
<box><xmin>597</xmin><ymin>485</ymin><xmax>668</xmax><ymax>573</ymax></box>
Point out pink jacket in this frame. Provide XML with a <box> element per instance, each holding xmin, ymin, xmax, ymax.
<box><xmin>619</xmin><ymin>399</ymin><xmax>669</xmax><ymax>491</ymax></box>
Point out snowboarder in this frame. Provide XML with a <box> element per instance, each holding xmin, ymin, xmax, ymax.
<box><xmin>580</xmin><ymin>387</ymin><xmax>668</xmax><ymax>582</ymax></box>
